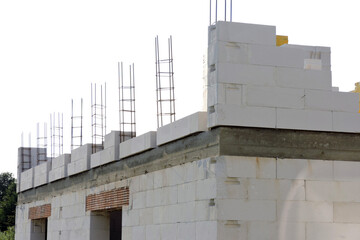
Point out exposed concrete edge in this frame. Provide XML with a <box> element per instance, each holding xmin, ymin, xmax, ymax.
<box><xmin>19</xmin><ymin>126</ymin><xmax>360</xmax><ymax>203</ymax></box>
<box><xmin>18</xmin><ymin>129</ymin><xmax>220</xmax><ymax>204</ymax></box>
<box><xmin>218</xmin><ymin>126</ymin><xmax>360</xmax><ymax>161</ymax></box>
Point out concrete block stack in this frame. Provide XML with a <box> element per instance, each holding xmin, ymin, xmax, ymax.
<box><xmin>91</xmin><ymin>131</ymin><xmax>122</xmax><ymax>168</ymax></box>
<box><xmin>119</xmin><ymin>131</ymin><xmax>156</xmax><ymax>159</ymax></box>
<box><xmin>208</xmin><ymin>21</ymin><xmax>360</xmax><ymax>132</ymax></box>
<box><xmin>47</xmin><ymin>190</ymin><xmax>91</xmax><ymax>240</ymax></box>
<box><xmin>122</xmin><ymin>157</ymin><xmax>217</xmax><ymax>240</ymax></box>
<box><xmin>20</xmin><ymin>168</ymin><xmax>34</xmax><ymax>192</ymax></box>
<box><xmin>215</xmin><ymin>156</ymin><xmax>360</xmax><ymax>239</ymax></box>
<box><xmin>157</xmin><ymin>111</ymin><xmax>207</xmax><ymax>145</ymax></box>
<box><xmin>34</xmin><ymin>160</ymin><xmax>51</xmax><ymax>187</ymax></box>
<box><xmin>68</xmin><ymin>144</ymin><xmax>96</xmax><ymax>176</ymax></box>
<box><xmin>17</xmin><ymin>147</ymin><xmax>43</xmax><ymax>193</ymax></box>
<box><xmin>49</xmin><ymin>154</ymin><xmax>71</xmax><ymax>182</ymax></box>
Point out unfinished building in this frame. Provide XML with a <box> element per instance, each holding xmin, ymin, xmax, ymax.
<box><xmin>15</xmin><ymin>21</ymin><xmax>360</xmax><ymax>240</ymax></box>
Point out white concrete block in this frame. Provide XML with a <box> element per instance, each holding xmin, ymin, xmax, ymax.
<box><xmin>162</xmin><ymin>186</ymin><xmax>178</xmax><ymax>205</ymax></box>
<box><xmin>160</xmin><ymin>223</ymin><xmax>177</xmax><ymax>240</ymax></box>
<box><xmin>152</xmin><ymin>206</ymin><xmax>163</xmax><ymax>224</ymax></box>
<box><xmin>195</xmin><ymin>200</ymin><xmax>211</xmax><ymax>221</ymax></box>
<box><xmin>334</xmin><ymin>202</ymin><xmax>360</xmax><ymax>223</ymax></box>
<box><xmin>276</xmin><ymin>108</ymin><xmax>333</xmax><ymax>131</ymax></box>
<box><xmin>34</xmin><ymin>161</ymin><xmax>51</xmax><ymax>187</ymax></box>
<box><xmin>70</xmin><ymin>144</ymin><xmax>92</xmax><ymax>161</ymax></box>
<box><xmin>177</xmin><ymin>222</ymin><xmax>196</xmax><ymax>240</ymax></box>
<box><xmin>104</xmin><ymin>131</ymin><xmax>120</xmax><ymax>149</ymax></box>
<box><xmin>248</xmin><ymin>222</ymin><xmax>305</xmax><ymax>240</ymax></box>
<box><xmin>304</xmin><ymin>59</ymin><xmax>322</xmax><ymax>70</ymax></box>
<box><xmin>153</xmin><ymin>169</ymin><xmax>165</xmax><ymax>189</ymax></box>
<box><xmin>157</xmin><ymin>112</ymin><xmax>207</xmax><ymax>146</ymax></box>
<box><xmin>139</xmin><ymin>172</ymin><xmax>154</xmax><ymax>192</ymax></box>
<box><xmin>280</xmin><ymin>44</ymin><xmax>331</xmax><ymax>53</ymax></box>
<box><xmin>274</xmin><ymin>67</ymin><xmax>332</xmax><ymax>90</ymax></box>
<box><xmin>217</xmin><ymin>220</ymin><xmax>247</xmax><ymax>240</ymax></box>
<box><xmin>51</xmin><ymin>154</ymin><xmax>71</xmax><ymax>169</ymax></box>
<box><xmin>132</xmin><ymin>191</ymin><xmax>146</xmax><ymax>210</ymax></box>
<box><xmin>146</xmin><ymin>225</ymin><xmax>160</xmax><ymax>240</ymax></box>
<box><xmin>334</xmin><ymin>160</ymin><xmax>360</xmax><ymax>181</ymax></box>
<box><xmin>90</xmin><ymin>151</ymin><xmax>101</xmax><ymax>168</ymax></box>
<box><xmin>102</xmin><ymin>146</ymin><xmax>118</xmax><ymax>164</ymax></box>
<box><xmin>195</xmin><ymin>158</ymin><xmax>212</xmax><ymax>181</ymax></box>
<box><xmin>213</xmin><ymin>21</ymin><xmax>276</xmax><ymax>45</ymax></box>
<box><xmin>216</xmin><ymin>177</ymin><xmax>247</xmax><ymax>200</ymax></box>
<box><xmin>129</xmin><ymin>176</ymin><xmax>140</xmax><ymax>193</ymax></box>
<box><xmin>49</xmin><ymin>167</ymin><xmax>67</xmax><ymax>182</ymax></box>
<box><xmin>208</xmin><ymin>104</ymin><xmax>276</xmax><ymax>129</ymax></box>
<box><xmin>208</xmin><ymin>83</ymin><xmax>242</xmax><ymax>107</ymax></box>
<box><xmin>214</xmin><ymin>62</ymin><xmax>276</xmax><ymax>86</ymax></box>
<box><xmin>333</xmin><ymin>111</ymin><xmax>360</xmax><ymax>133</ymax></box>
<box><xmin>248</xmin><ymin>222</ymin><xmax>276</xmax><ymax>240</ymax></box>
<box><xmin>211</xmin><ymin>41</ymin><xmax>307</xmax><ymax>67</ymax></box>
<box><xmin>132</xmin><ymin>226</ymin><xmax>145</xmax><ymax>240</ymax></box>
<box><xmin>20</xmin><ymin>168</ymin><xmax>34</xmax><ymax>191</ymax></box>
<box><xmin>119</xmin><ymin>131</ymin><xmax>156</xmax><ymax>158</ymax></box>
<box><xmin>162</xmin><ymin>204</ymin><xmax>180</xmax><ymax>224</ymax></box>
<box><xmin>139</xmin><ymin>208</ymin><xmax>153</xmax><ymax>225</ymax></box>
<box><xmin>122</xmin><ymin>227</ymin><xmax>132</xmax><ymax>240</ymax></box>
<box><xmin>277</xmin><ymin>158</ymin><xmax>333</xmax><ymax>180</ymax></box>
<box><xmin>67</xmin><ymin>157</ymin><xmax>89</xmax><ymax>176</ymax></box>
<box><xmin>332</xmin><ymin>86</ymin><xmax>339</xmax><ymax>92</ymax></box>
<box><xmin>216</xmin><ymin>156</ymin><xmax>257</xmax><ymax>178</ymax></box>
<box><xmin>306</xmin><ymin>181</ymin><xmax>360</xmax><ymax>202</ymax></box>
<box><xmin>217</xmin><ymin>199</ymin><xmax>276</xmax><ymax>221</ymax></box>
<box><xmin>91</xmin><ymin>146</ymin><xmax>118</xmax><ymax>168</ymax></box>
<box><xmin>249</xmin><ymin>44</ymin><xmax>306</xmax><ymax>68</ymax></box>
<box><xmin>245</xmin><ymin>85</ymin><xmax>305</xmax><ymax>109</ymax></box>
<box><xmin>196</xmin><ymin>178</ymin><xmax>217</xmax><ymax>200</ymax></box>
<box><xmin>280</xmin><ymin>44</ymin><xmax>331</xmax><ymax>67</ymax></box>
<box><xmin>67</xmin><ymin>162</ymin><xmax>76</xmax><ymax>177</ymax></box>
<box><xmin>306</xmin><ymin>223</ymin><xmax>360</xmax><ymax>240</ymax></box>
<box><xmin>305</xmin><ymin>90</ymin><xmax>358</xmax><ymax>112</ymax></box>
<box><xmin>256</xmin><ymin>157</ymin><xmax>276</xmax><ymax>179</ymax></box>
<box><xmin>146</xmin><ymin>189</ymin><xmax>160</xmax><ymax>208</ymax></box>
<box><xmin>177</xmin><ymin>182</ymin><xmax>196</xmax><ymax>203</ymax></box>
<box><xmin>164</xmin><ymin>164</ymin><xmax>185</xmax><ymax>186</ymax></box>
<box><xmin>208</xmin><ymin>41</ymin><xmax>249</xmax><ymax>66</ymax></box>
<box><xmin>277</xmin><ymin>201</ymin><xmax>333</xmax><ymax>222</ymax></box>
<box><xmin>196</xmin><ymin>221</ymin><xmax>217</xmax><ymax>240</ymax></box>
<box><xmin>179</xmin><ymin>202</ymin><xmax>196</xmax><ymax>222</ymax></box>
<box><xmin>184</xmin><ymin>161</ymin><xmax>197</xmax><ymax>183</ymax></box>
<box><xmin>249</xmin><ymin>179</ymin><xmax>305</xmax><ymax>201</ymax></box>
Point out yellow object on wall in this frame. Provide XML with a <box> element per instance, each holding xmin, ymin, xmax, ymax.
<box><xmin>276</xmin><ymin>35</ymin><xmax>288</xmax><ymax>46</ymax></box>
<box><xmin>351</xmin><ymin>82</ymin><xmax>360</xmax><ymax>113</ymax></box>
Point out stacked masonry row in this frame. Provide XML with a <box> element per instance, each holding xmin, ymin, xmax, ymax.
<box><xmin>18</xmin><ymin>112</ymin><xmax>208</xmax><ymax>193</ymax></box>
<box><xmin>207</xmin><ymin>21</ymin><xmax>360</xmax><ymax>132</ymax></box>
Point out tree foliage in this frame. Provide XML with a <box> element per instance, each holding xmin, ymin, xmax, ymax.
<box><xmin>0</xmin><ymin>173</ymin><xmax>14</xmax><ymax>201</ymax></box>
<box><xmin>0</xmin><ymin>173</ymin><xmax>17</xmax><ymax>232</ymax></box>
<box><xmin>0</xmin><ymin>226</ymin><xmax>15</xmax><ymax>240</ymax></box>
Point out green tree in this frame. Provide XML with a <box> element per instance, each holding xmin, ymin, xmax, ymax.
<box><xmin>0</xmin><ymin>173</ymin><xmax>17</xmax><ymax>232</ymax></box>
<box><xmin>0</xmin><ymin>226</ymin><xmax>15</xmax><ymax>240</ymax></box>
<box><xmin>0</xmin><ymin>173</ymin><xmax>14</xmax><ymax>201</ymax></box>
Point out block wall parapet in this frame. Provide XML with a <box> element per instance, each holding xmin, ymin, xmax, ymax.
<box><xmin>207</xmin><ymin>21</ymin><xmax>360</xmax><ymax>133</ymax></box>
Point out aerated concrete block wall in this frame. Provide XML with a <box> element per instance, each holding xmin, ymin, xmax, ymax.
<box><xmin>207</xmin><ymin>21</ymin><xmax>360</xmax><ymax>132</ymax></box>
<box><xmin>49</xmin><ymin>154</ymin><xmax>71</xmax><ymax>182</ymax></box>
<box><xmin>16</xmin><ymin>155</ymin><xmax>360</xmax><ymax>240</ymax></box>
<box><xmin>122</xmin><ymin>157</ymin><xmax>217</xmax><ymax>240</ymax></box>
<box><xmin>215</xmin><ymin>156</ymin><xmax>360</xmax><ymax>240</ymax></box>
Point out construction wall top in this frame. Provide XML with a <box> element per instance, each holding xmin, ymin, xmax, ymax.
<box><xmin>207</xmin><ymin>21</ymin><xmax>360</xmax><ymax>133</ymax></box>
